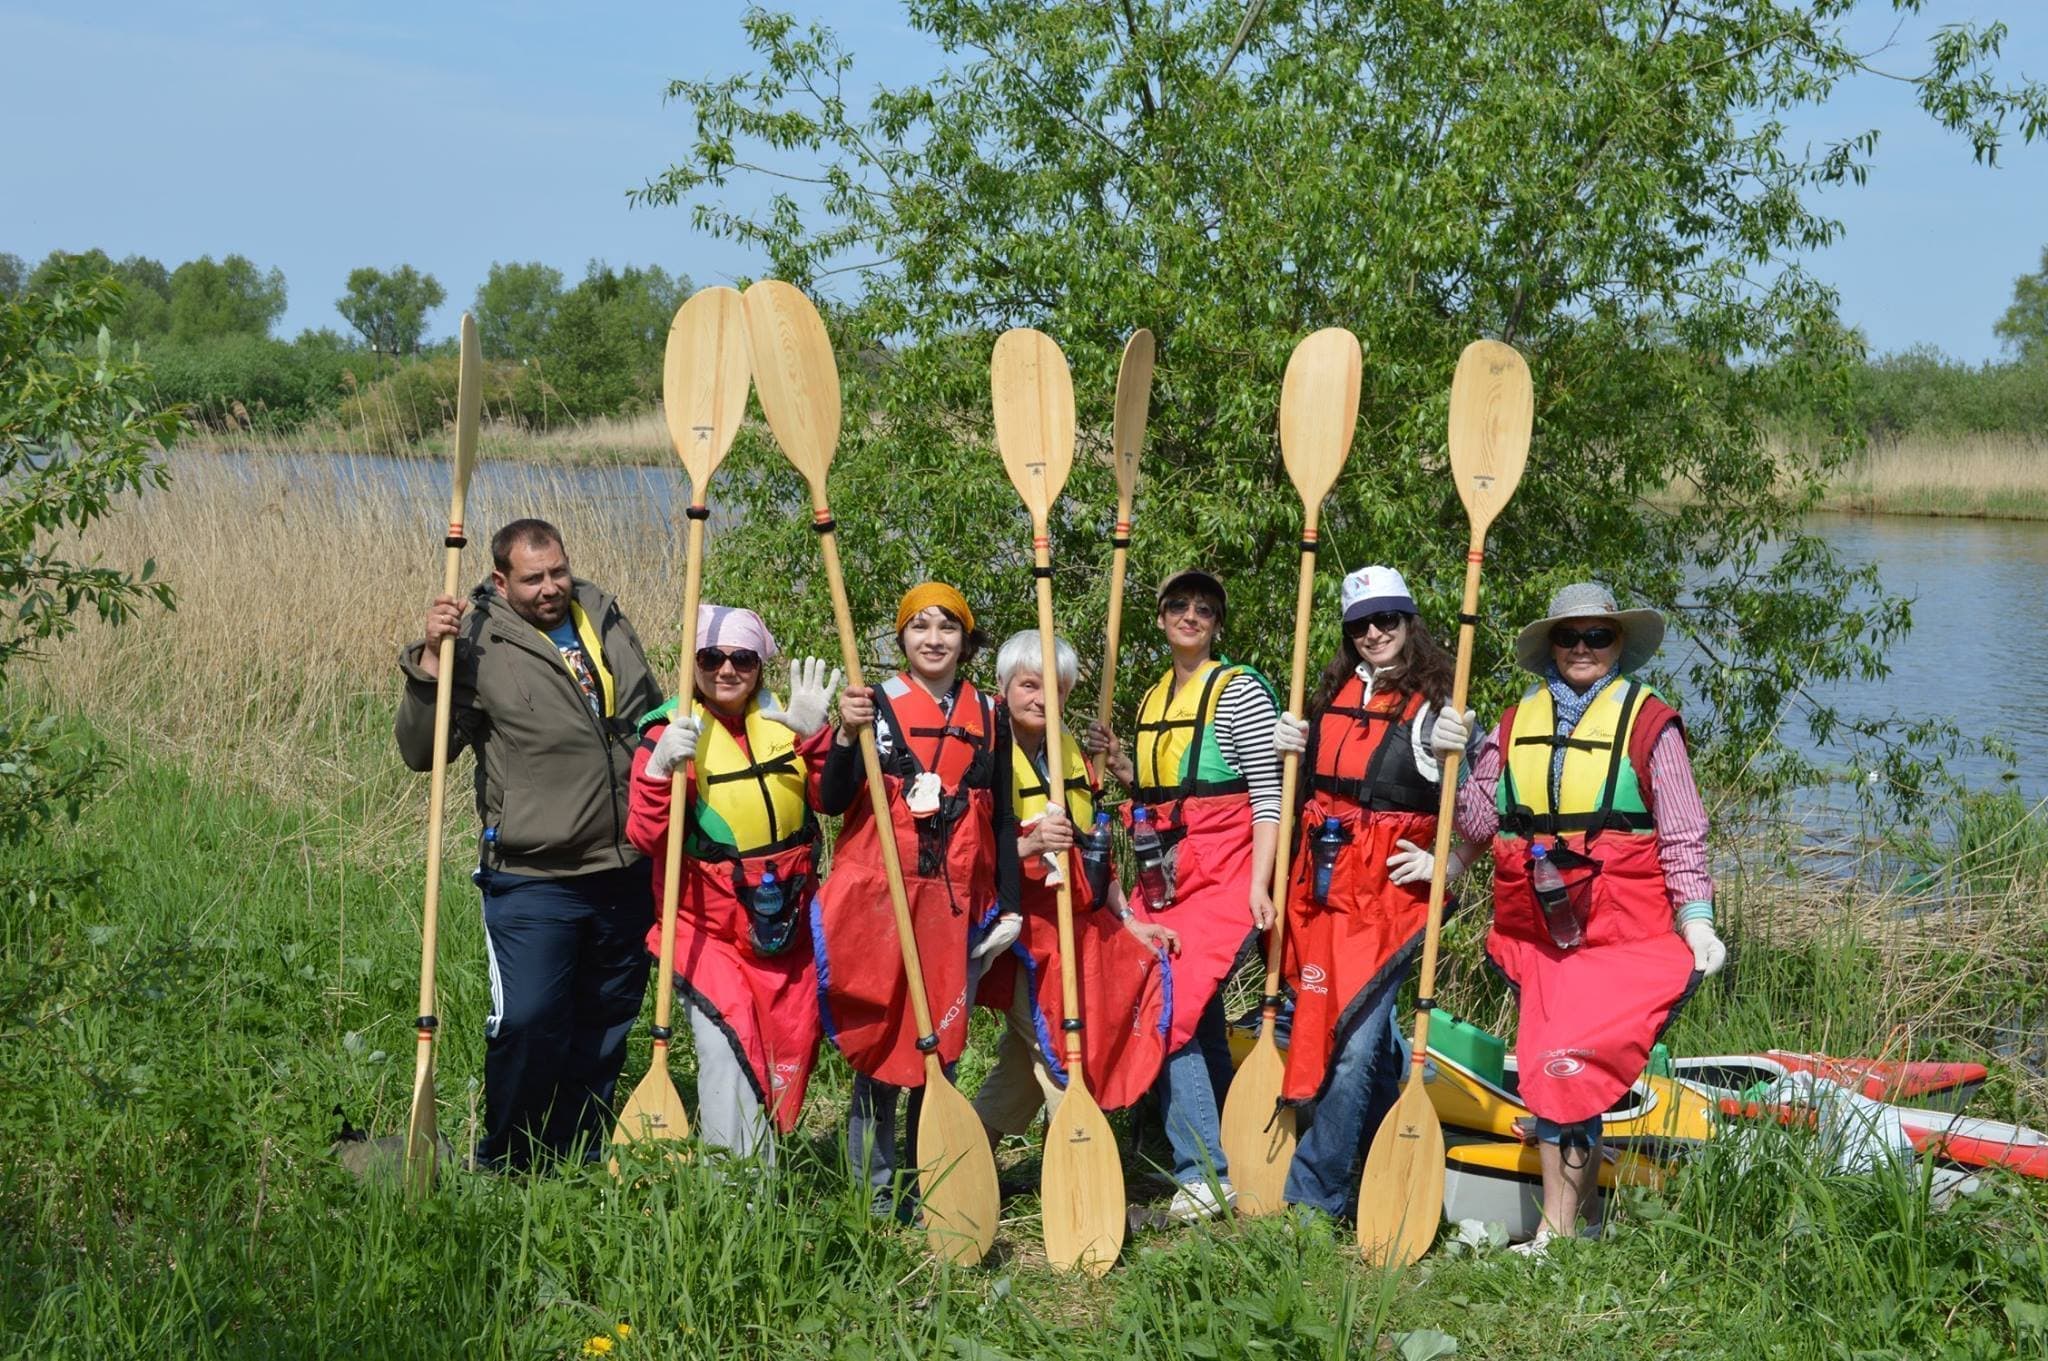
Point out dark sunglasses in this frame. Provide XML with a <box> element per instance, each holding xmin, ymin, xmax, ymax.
<box><xmin>1162</xmin><ymin>596</ymin><xmax>1219</xmax><ymax>621</ymax></box>
<box><xmin>1549</xmin><ymin>625</ymin><xmax>1619</xmax><ymax>651</ymax></box>
<box><xmin>1347</xmin><ymin>610</ymin><xmax>1411</xmax><ymax>635</ymax></box>
<box><xmin>696</xmin><ymin>646</ymin><xmax>763</xmax><ymax>673</ymax></box>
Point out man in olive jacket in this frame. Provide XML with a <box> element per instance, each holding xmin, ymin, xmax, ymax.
<box><xmin>397</xmin><ymin>518</ymin><xmax>664</xmax><ymax>1171</ymax></box>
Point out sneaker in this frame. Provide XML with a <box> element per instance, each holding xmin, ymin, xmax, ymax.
<box><xmin>1167</xmin><ymin>1177</ymin><xmax>1237</xmax><ymax>1223</ymax></box>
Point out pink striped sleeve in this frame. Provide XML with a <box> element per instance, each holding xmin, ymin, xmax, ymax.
<box><xmin>1453</xmin><ymin>725</ymin><xmax>1505</xmax><ymax>844</ymax></box>
<box><xmin>1646</xmin><ymin>724</ymin><xmax>1713</xmax><ymax>911</ymax></box>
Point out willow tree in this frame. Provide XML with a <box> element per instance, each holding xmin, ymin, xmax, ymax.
<box><xmin>639</xmin><ymin>0</ymin><xmax>2044</xmax><ymax>802</ymax></box>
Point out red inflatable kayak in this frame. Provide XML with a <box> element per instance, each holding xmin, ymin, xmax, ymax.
<box><xmin>1759</xmin><ymin>1050</ymin><xmax>1987</xmax><ymax>1111</ymax></box>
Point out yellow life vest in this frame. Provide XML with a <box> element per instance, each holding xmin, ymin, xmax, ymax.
<box><xmin>1009</xmin><ymin>729</ymin><xmax>1095</xmax><ymax>830</ymax></box>
<box><xmin>689</xmin><ymin>696</ymin><xmax>813</xmax><ymax>857</ymax></box>
<box><xmin>1499</xmin><ymin>680</ymin><xmax>1659</xmax><ymax>837</ymax></box>
<box><xmin>1132</xmin><ymin>659</ymin><xmax>1257</xmax><ymax>802</ymax></box>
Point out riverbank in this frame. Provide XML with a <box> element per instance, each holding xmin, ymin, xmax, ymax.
<box><xmin>1809</xmin><ymin>434</ymin><xmax>2048</xmax><ymax>520</ymax></box>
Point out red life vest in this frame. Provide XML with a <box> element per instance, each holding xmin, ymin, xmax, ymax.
<box><xmin>1126</xmin><ymin>662</ymin><xmax>1269</xmax><ymax>1052</ymax></box>
<box><xmin>1282</xmin><ymin>678</ymin><xmax>1440</xmax><ymax>1104</ymax></box>
<box><xmin>626</xmin><ymin>705</ymin><xmax>829</xmax><ymax>1133</ymax></box>
<box><xmin>811</xmin><ymin>674</ymin><xmax>1001</xmax><ymax>1086</ymax></box>
<box><xmin>1484</xmin><ymin>680</ymin><xmax>1700</xmax><ymax>1123</ymax></box>
<box><xmin>978</xmin><ymin>730</ymin><xmax>1172</xmax><ymax>1111</ymax></box>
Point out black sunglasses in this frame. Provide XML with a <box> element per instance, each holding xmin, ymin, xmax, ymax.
<box><xmin>1347</xmin><ymin>610</ymin><xmax>1412</xmax><ymax>635</ymax></box>
<box><xmin>1162</xmin><ymin>596</ymin><xmax>1219</xmax><ymax>621</ymax></box>
<box><xmin>1549</xmin><ymin>625</ymin><xmax>1619</xmax><ymax>651</ymax></box>
<box><xmin>696</xmin><ymin>646</ymin><xmax>763</xmax><ymax>673</ymax></box>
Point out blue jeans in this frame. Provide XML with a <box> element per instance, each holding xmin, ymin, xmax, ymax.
<box><xmin>1156</xmin><ymin>996</ymin><xmax>1237</xmax><ymax>1185</ymax></box>
<box><xmin>1283</xmin><ymin>967</ymin><xmax>1408</xmax><ymax>1216</ymax></box>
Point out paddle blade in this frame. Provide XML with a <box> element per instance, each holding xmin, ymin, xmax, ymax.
<box><xmin>610</xmin><ymin>1061</ymin><xmax>692</xmax><ymax>1168</ymax></box>
<box><xmin>404</xmin><ymin>1049</ymin><xmax>437</xmax><ymax>1196</ymax></box>
<box><xmin>1356</xmin><ymin>1075</ymin><xmax>1446</xmax><ymax>1265</ymax></box>
<box><xmin>1219</xmin><ymin>1032</ymin><xmax>1298</xmax><ymax>1216</ymax></box>
<box><xmin>1278</xmin><ymin>327</ymin><xmax>1362</xmax><ymax>507</ymax></box>
<box><xmin>1111</xmin><ymin>328</ymin><xmax>1155</xmax><ymax>503</ymax></box>
<box><xmin>990</xmin><ymin>328</ymin><xmax>1076</xmax><ymax>518</ymax></box>
<box><xmin>452</xmin><ymin>313</ymin><xmax>483</xmax><ymax>506</ymax></box>
<box><xmin>1042</xmin><ymin>1080</ymin><xmax>1126</xmax><ymax>1274</ymax></box>
<box><xmin>742</xmin><ymin>281</ymin><xmax>842</xmax><ymax>494</ymax></box>
<box><xmin>1446</xmin><ymin>340</ymin><xmax>1533</xmax><ymax>533</ymax></box>
<box><xmin>914</xmin><ymin>1074</ymin><xmax>1000</xmax><ymax>1264</ymax></box>
<box><xmin>663</xmin><ymin>286</ymin><xmax>752</xmax><ymax>491</ymax></box>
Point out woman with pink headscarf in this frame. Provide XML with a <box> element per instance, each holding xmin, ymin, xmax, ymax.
<box><xmin>625</xmin><ymin>605</ymin><xmax>843</xmax><ymax>1161</ymax></box>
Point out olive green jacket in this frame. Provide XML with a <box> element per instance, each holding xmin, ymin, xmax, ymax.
<box><xmin>395</xmin><ymin>577</ymin><xmax>664</xmax><ymax>878</ymax></box>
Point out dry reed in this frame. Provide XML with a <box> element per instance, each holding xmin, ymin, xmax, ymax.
<box><xmin>1813</xmin><ymin>433</ymin><xmax>2048</xmax><ymax>518</ymax></box>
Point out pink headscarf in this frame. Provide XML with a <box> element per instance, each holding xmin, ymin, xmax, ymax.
<box><xmin>695</xmin><ymin>603</ymin><xmax>777</xmax><ymax>660</ymax></box>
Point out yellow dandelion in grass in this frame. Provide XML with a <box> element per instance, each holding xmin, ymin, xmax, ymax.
<box><xmin>615</xmin><ymin>1324</ymin><xmax>632</xmax><ymax>1339</ymax></box>
<box><xmin>580</xmin><ymin>1335</ymin><xmax>614</xmax><ymax>1357</ymax></box>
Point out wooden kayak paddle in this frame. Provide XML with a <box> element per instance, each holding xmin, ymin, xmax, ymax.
<box><xmin>1094</xmin><ymin>329</ymin><xmax>1154</xmax><ymax>740</ymax></box>
<box><xmin>609</xmin><ymin>286</ymin><xmax>752</xmax><ymax>1167</ymax></box>
<box><xmin>1356</xmin><ymin>339</ymin><xmax>1532</xmax><ymax>1265</ymax></box>
<box><xmin>743</xmin><ymin>280</ymin><xmax>1000</xmax><ymax>1265</ymax></box>
<box><xmin>991</xmin><ymin>327</ymin><xmax>1128</xmax><ymax>1275</ymax></box>
<box><xmin>403</xmin><ymin>311</ymin><xmax>485</xmax><ymax>1196</ymax></box>
<box><xmin>1219</xmin><ymin>327</ymin><xmax>1363</xmax><ymax>1215</ymax></box>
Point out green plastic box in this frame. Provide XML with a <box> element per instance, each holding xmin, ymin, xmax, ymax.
<box><xmin>1429</xmin><ymin>1012</ymin><xmax>1507</xmax><ymax>1087</ymax></box>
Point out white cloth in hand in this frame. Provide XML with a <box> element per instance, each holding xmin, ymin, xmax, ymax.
<box><xmin>972</xmin><ymin>912</ymin><xmax>1022</xmax><ymax>960</ymax></box>
<box><xmin>1681</xmin><ymin>919</ymin><xmax>1727</xmax><ymax>976</ymax></box>
<box><xmin>645</xmin><ymin>716</ymin><xmax>699</xmax><ymax>780</ymax></box>
<box><xmin>1429</xmin><ymin>706</ymin><xmax>1475</xmax><ymax>759</ymax></box>
<box><xmin>1272</xmin><ymin>712</ymin><xmax>1309</xmax><ymax>756</ymax></box>
<box><xmin>760</xmin><ymin>657</ymin><xmax>843</xmax><ymax>739</ymax></box>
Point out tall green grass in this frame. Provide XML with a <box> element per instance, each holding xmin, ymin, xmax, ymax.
<box><xmin>4</xmin><ymin>732</ymin><xmax>2047</xmax><ymax>1358</ymax></box>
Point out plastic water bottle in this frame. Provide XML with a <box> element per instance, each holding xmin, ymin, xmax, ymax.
<box><xmin>1079</xmin><ymin>811</ymin><xmax>1115</xmax><ymax>906</ymax></box>
<box><xmin>750</xmin><ymin>866</ymin><xmax>791</xmax><ymax>955</ymax></box>
<box><xmin>1309</xmin><ymin>816</ymin><xmax>1349</xmax><ymax>906</ymax></box>
<box><xmin>1131</xmin><ymin>806</ymin><xmax>1173</xmax><ymax>907</ymax></box>
<box><xmin>1529</xmin><ymin>842</ymin><xmax>1583</xmax><ymax>949</ymax></box>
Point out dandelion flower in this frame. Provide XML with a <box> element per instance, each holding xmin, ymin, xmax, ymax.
<box><xmin>580</xmin><ymin>1336</ymin><xmax>615</xmax><ymax>1357</ymax></box>
<box><xmin>615</xmin><ymin>1324</ymin><xmax>632</xmax><ymax>1339</ymax></box>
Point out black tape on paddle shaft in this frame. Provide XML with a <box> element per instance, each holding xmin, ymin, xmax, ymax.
<box><xmin>1032</xmin><ymin>566</ymin><xmax>1054</xmax><ymax>579</ymax></box>
<box><xmin>916</xmin><ymin>1033</ymin><xmax>941</xmax><ymax>1053</ymax></box>
<box><xmin>443</xmin><ymin>534</ymin><xmax>466</xmax><ymax>549</ymax></box>
<box><xmin>1062</xmin><ymin>1018</ymin><xmax>1084</xmax><ymax>1033</ymax></box>
<box><xmin>1110</xmin><ymin>534</ymin><xmax>1131</xmax><ymax>549</ymax></box>
<box><xmin>1260</xmin><ymin>994</ymin><xmax>1281</xmax><ymax>1010</ymax></box>
<box><xmin>416</xmin><ymin>1014</ymin><xmax>438</xmax><ymax>1031</ymax></box>
<box><xmin>1458</xmin><ymin>612</ymin><xmax>1479</xmax><ymax>626</ymax></box>
<box><xmin>1415</xmin><ymin>998</ymin><xmax>1435</xmax><ymax>1012</ymax></box>
<box><xmin>810</xmin><ymin>516</ymin><xmax>837</xmax><ymax>535</ymax></box>
<box><xmin>1299</xmin><ymin>540</ymin><xmax>1318</xmax><ymax>554</ymax></box>
<box><xmin>685</xmin><ymin>505</ymin><xmax>711</xmax><ymax>521</ymax></box>
<box><xmin>650</xmin><ymin>1025</ymin><xmax>673</xmax><ymax>1041</ymax></box>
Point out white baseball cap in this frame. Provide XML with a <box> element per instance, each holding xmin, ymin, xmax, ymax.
<box><xmin>1340</xmin><ymin>565</ymin><xmax>1417</xmax><ymax>624</ymax></box>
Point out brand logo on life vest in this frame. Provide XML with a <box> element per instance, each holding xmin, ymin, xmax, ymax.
<box><xmin>938</xmin><ymin>989</ymin><xmax>966</xmax><ymax>1035</ymax></box>
<box><xmin>1300</xmin><ymin>963</ymin><xmax>1328</xmax><ymax>994</ymax></box>
<box><xmin>1542</xmin><ymin>1048</ymin><xmax>1592</xmax><ymax>1079</ymax></box>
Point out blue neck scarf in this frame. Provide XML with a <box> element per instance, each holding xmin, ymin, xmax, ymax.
<box><xmin>1545</xmin><ymin>662</ymin><xmax>1621</xmax><ymax>803</ymax></box>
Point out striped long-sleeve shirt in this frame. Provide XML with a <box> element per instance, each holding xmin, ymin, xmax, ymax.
<box><xmin>1211</xmin><ymin>671</ymin><xmax>1283</xmax><ymax>825</ymax></box>
<box><xmin>1453</xmin><ymin>722</ymin><xmax>1714</xmax><ymax>911</ymax></box>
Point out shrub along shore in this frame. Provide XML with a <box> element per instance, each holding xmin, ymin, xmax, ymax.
<box><xmin>4</xmin><ymin>456</ymin><xmax>2046</xmax><ymax>1357</ymax></box>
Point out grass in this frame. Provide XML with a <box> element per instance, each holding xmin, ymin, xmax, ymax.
<box><xmin>1807</xmin><ymin>433</ymin><xmax>2048</xmax><ymax>520</ymax></box>
<box><xmin>180</xmin><ymin>407</ymin><xmax>677</xmax><ymax>467</ymax></box>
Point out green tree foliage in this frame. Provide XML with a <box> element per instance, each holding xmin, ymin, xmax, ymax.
<box><xmin>0</xmin><ymin>253</ymin><xmax>25</xmax><ymax>301</ymax></box>
<box><xmin>639</xmin><ymin>0</ymin><xmax>2047</xmax><ymax>801</ymax></box>
<box><xmin>0</xmin><ymin>264</ymin><xmax>181</xmax><ymax>858</ymax></box>
<box><xmin>165</xmin><ymin>254</ymin><xmax>287</xmax><ymax>344</ymax></box>
<box><xmin>1994</xmin><ymin>244</ymin><xmax>2048</xmax><ymax>363</ymax></box>
<box><xmin>336</xmin><ymin>264</ymin><xmax>446</xmax><ymax>355</ymax></box>
<box><xmin>145</xmin><ymin>334</ymin><xmax>377</xmax><ymax>432</ymax></box>
<box><xmin>27</xmin><ymin>249</ymin><xmax>174</xmax><ymax>341</ymax></box>
<box><xmin>474</xmin><ymin>260</ymin><xmax>565</xmax><ymax>361</ymax></box>
<box><xmin>527</xmin><ymin>262</ymin><xmax>686</xmax><ymax>416</ymax></box>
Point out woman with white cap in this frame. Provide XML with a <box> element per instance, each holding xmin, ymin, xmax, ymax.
<box><xmin>626</xmin><ymin>604</ymin><xmax>843</xmax><ymax>1162</ymax></box>
<box><xmin>1088</xmin><ymin>567</ymin><xmax>1281</xmax><ymax>1222</ymax></box>
<box><xmin>1431</xmin><ymin>581</ymin><xmax>1726</xmax><ymax>1252</ymax></box>
<box><xmin>1270</xmin><ymin>565</ymin><xmax>1478</xmax><ymax>1219</ymax></box>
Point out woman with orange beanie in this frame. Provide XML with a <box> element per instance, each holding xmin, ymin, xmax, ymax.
<box><xmin>812</xmin><ymin>581</ymin><xmax>1018</xmax><ymax>1218</ymax></box>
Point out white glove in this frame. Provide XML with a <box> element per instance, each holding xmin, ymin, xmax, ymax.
<box><xmin>1385</xmin><ymin>838</ymin><xmax>1434</xmax><ymax>886</ymax></box>
<box><xmin>1682</xmin><ymin>919</ymin><xmax>1727</xmax><ymax>976</ymax></box>
<box><xmin>905</xmin><ymin>771</ymin><xmax>942</xmax><ymax>817</ymax></box>
<box><xmin>759</xmin><ymin>657</ymin><xmax>842</xmax><ymax>739</ymax></box>
<box><xmin>972</xmin><ymin>912</ymin><xmax>1022</xmax><ymax>960</ymax></box>
<box><xmin>644</xmin><ymin>716</ymin><xmax>699</xmax><ymax>780</ymax></box>
<box><xmin>1430</xmin><ymin>706</ymin><xmax>1475</xmax><ymax>760</ymax></box>
<box><xmin>1272</xmin><ymin>712</ymin><xmax>1309</xmax><ymax>756</ymax></box>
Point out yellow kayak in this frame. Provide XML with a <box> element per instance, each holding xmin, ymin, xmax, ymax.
<box><xmin>1442</xmin><ymin>1135</ymin><xmax>1667</xmax><ymax>1240</ymax></box>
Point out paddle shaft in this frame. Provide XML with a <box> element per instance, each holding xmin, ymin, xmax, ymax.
<box><xmin>1028</xmin><ymin>528</ymin><xmax>1091</xmax><ymax>1086</ymax></box>
<box><xmin>1095</xmin><ymin>490</ymin><xmax>1134</xmax><ymax>735</ymax></box>
<box><xmin>810</xmin><ymin>508</ymin><xmax>946</xmax><ymax>1078</ymax></box>
<box><xmin>1404</xmin><ymin>533</ymin><xmax>1484</xmax><ymax>1066</ymax></box>
<box><xmin>1252</xmin><ymin>507</ymin><xmax>1323</xmax><ymax>1035</ymax></box>
<box><xmin>648</xmin><ymin>502</ymin><xmax>711</xmax><ymax>1070</ymax></box>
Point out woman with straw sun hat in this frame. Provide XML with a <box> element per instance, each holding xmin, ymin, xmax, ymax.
<box><xmin>813</xmin><ymin>581</ymin><xmax>1018</xmax><ymax>1219</ymax></box>
<box><xmin>1431</xmin><ymin>581</ymin><xmax>1727</xmax><ymax>1254</ymax></box>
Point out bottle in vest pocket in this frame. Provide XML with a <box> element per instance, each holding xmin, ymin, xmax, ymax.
<box><xmin>1309</xmin><ymin>816</ymin><xmax>1350</xmax><ymax>907</ymax></box>
<box><xmin>1079</xmin><ymin>811</ymin><xmax>1115</xmax><ymax>906</ymax></box>
<box><xmin>747</xmin><ymin>865</ymin><xmax>797</xmax><ymax>957</ymax></box>
<box><xmin>1131</xmin><ymin>806</ymin><xmax>1174</xmax><ymax>907</ymax></box>
<box><xmin>1529</xmin><ymin>842</ymin><xmax>1583</xmax><ymax>950</ymax></box>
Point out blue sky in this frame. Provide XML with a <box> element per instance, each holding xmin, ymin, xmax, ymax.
<box><xmin>4</xmin><ymin>1</ymin><xmax>2044</xmax><ymax>361</ymax></box>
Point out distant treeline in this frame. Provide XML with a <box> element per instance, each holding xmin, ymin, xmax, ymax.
<box><xmin>6</xmin><ymin>247</ymin><xmax>2045</xmax><ymax>450</ymax></box>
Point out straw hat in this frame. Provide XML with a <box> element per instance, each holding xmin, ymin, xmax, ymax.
<box><xmin>1512</xmin><ymin>581</ymin><xmax>1665</xmax><ymax>675</ymax></box>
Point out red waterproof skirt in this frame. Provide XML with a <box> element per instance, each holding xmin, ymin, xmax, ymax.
<box><xmin>1129</xmin><ymin>793</ymin><xmax>1259</xmax><ymax>1053</ymax></box>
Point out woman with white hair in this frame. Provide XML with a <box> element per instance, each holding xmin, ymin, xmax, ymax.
<box><xmin>1432</xmin><ymin>582</ymin><xmax>1727</xmax><ymax>1253</ymax></box>
<box><xmin>973</xmin><ymin>630</ymin><xmax>1177</xmax><ymax>1147</ymax></box>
